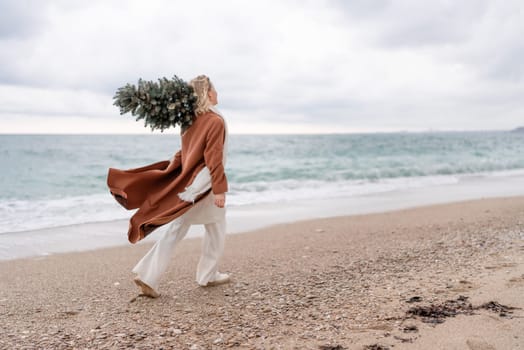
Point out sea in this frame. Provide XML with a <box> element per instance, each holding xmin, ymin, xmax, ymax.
<box><xmin>1</xmin><ymin>131</ymin><xmax>524</xmax><ymax>236</ymax></box>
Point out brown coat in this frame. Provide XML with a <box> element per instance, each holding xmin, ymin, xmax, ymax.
<box><xmin>106</xmin><ymin>111</ymin><xmax>228</xmax><ymax>243</ymax></box>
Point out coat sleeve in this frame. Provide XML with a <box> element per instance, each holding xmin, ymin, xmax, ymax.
<box><xmin>170</xmin><ymin>149</ymin><xmax>182</xmax><ymax>168</ymax></box>
<box><xmin>203</xmin><ymin>117</ymin><xmax>228</xmax><ymax>194</ymax></box>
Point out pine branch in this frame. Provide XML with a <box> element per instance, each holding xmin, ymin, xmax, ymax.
<box><xmin>113</xmin><ymin>75</ymin><xmax>198</xmax><ymax>132</ymax></box>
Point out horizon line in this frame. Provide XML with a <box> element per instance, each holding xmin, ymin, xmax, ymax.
<box><xmin>0</xmin><ymin>128</ymin><xmax>519</xmax><ymax>136</ymax></box>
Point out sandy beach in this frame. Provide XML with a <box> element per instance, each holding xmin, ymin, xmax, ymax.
<box><xmin>1</xmin><ymin>196</ymin><xmax>523</xmax><ymax>349</ymax></box>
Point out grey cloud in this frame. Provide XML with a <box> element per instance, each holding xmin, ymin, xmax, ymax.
<box><xmin>330</xmin><ymin>1</ymin><xmax>490</xmax><ymax>48</ymax></box>
<box><xmin>433</xmin><ymin>2</ymin><xmax>524</xmax><ymax>84</ymax></box>
<box><xmin>0</xmin><ymin>71</ymin><xmax>20</xmax><ymax>86</ymax></box>
<box><xmin>0</xmin><ymin>1</ymin><xmax>47</xmax><ymax>39</ymax></box>
<box><xmin>480</xmin><ymin>42</ymin><xmax>524</xmax><ymax>82</ymax></box>
<box><xmin>385</xmin><ymin>5</ymin><xmax>488</xmax><ymax>47</ymax></box>
<box><xmin>222</xmin><ymin>87</ymin><xmax>368</xmax><ymax>125</ymax></box>
<box><xmin>379</xmin><ymin>16</ymin><xmax>474</xmax><ymax>48</ymax></box>
<box><xmin>0</xmin><ymin>1</ymin><xmax>523</xmax><ymax>133</ymax></box>
<box><xmin>328</xmin><ymin>0</ymin><xmax>391</xmax><ymax>19</ymax></box>
<box><xmin>0</xmin><ymin>108</ymin><xmax>101</xmax><ymax>118</ymax></box>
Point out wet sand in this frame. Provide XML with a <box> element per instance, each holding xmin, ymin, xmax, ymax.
<box><xmin>0</xmin><ymin>196</ymin><xmax>523</xmax><ymax>349</ymax></box>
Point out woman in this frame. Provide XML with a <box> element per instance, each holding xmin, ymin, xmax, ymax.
<box><xmin>107</xmin><ymin>75</ymin><xmax>230</xmax><ymax>298</ymax></box>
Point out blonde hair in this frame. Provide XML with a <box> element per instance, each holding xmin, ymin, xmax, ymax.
<box><xmin>189</xmin><ymin>75</ymin><xmax>214</xmax><ymax>115</ymax></box>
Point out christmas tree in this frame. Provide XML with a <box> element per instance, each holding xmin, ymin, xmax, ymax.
<box><xmin>113</xmin><ymin>75</ymin><xmax>198</xmax><ymax>132</ymax></box>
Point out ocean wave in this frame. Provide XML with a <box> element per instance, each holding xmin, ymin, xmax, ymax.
<box><xmin>0</xmin><ymin>193</ymin><xmax>136</xmax><ymax>234</ymax></box>
<box><xmin>0</xmin><ymin>174</ymin><xmax>462</xmax><ymax>233</ymax></box>
<box><xmin>227</xmin><ymin>174</ymin><xmax>461</xmax><ymax>205</ymax></box>
<box><xmin>2</xmin><ymin>169</ymin><xmax>524</xmax><ymax>234</ymax></box>
<box><xmin>2</xmin><ymin>132</ymin><xmax>524</xmax><ymax>233</ymax></box>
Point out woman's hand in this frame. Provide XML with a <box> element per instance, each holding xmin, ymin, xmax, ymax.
<box><xmin>214</xmin><ymin>193</ymin><xmax>226</xmax><ymax>208</ymax></box>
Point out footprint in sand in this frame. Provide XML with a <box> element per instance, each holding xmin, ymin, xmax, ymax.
<box><xmin>448</xmin><ymin>279</ymin><xmax>479</xmax><ymax>292</ymax></box>
<box><xmin>484</xmin><ymin>262</ymin><xmax>517</xmax><ymax>270</ymax></box>
<box><xmin>466</xmin><ymin>338</ymin><xmax>496</xmax><ymax>350</ymax></box>
<box><xmin>505</xmin><ymin>274</ymin><xmax>524</xmax><ymax>287</ymax></box>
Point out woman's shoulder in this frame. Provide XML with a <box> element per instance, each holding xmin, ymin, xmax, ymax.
<box><xmin>199</xmin><ymin>110</ymin><xmax>224</xmax><ymax>127</ymax></box>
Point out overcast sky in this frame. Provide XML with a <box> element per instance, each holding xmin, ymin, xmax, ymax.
<box><xmin>0</xmin><ymin>0</ymin><xmax>523</xmax><ymax>134</ymax></box>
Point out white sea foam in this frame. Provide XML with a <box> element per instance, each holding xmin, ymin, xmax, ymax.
<box><xmin>3</xmin><ymin>169</ymin><xmax>524</xmax><ymax>234</ymax></box>
<box><xmin>2</xmin><ymin>132</ymin><xmax>524</xmax><ymax>234</ymax></box>
<box><xmin>2</xmin><ymin>169</ymin><xmax>524</xmax><ymax>261</ymax></box>
<box><xmin>227</xmin><ymin>174</ymin><xmax>460</xmax><ymax>205</ymax></box>
<box><xmin>0</xmin><ymin>193</ymin><xmax>136</xmax><ymax>234</ymax></box>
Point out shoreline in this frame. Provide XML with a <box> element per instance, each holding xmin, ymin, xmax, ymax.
<box><xmin>3</xmin><ymin>167</ymin><xmax>524</xmax><ymax>235</ymax></box>
<box><xmin>2</xmin><ymin>166</ymin><xmax>524</xmax><ymax>261</ymax></box>
<box><xmin>0</xmin><ymin>196</ymin><xmax>523</xmax><ymax>348</ymax></box>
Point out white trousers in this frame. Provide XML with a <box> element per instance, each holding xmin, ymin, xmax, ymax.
<box><xmin>132</xmin><ymin>192</ymin><xmax>226</xmax><ymax>289</ymax></box>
